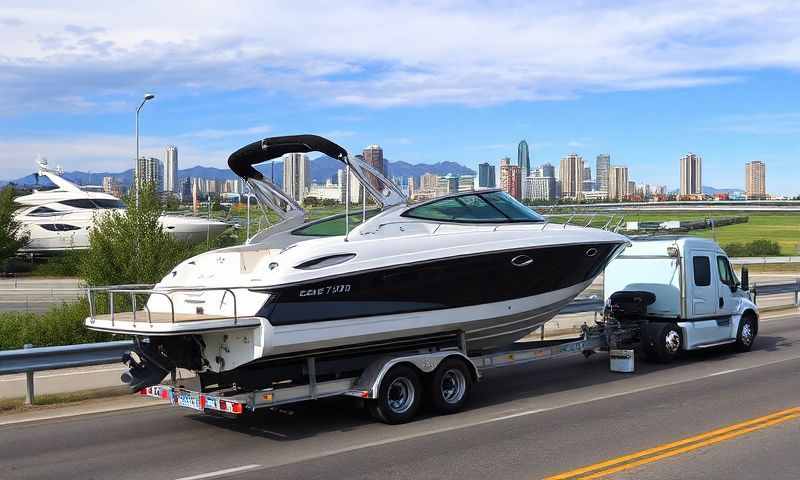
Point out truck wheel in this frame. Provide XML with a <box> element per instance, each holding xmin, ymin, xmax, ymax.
<box><xmin>734</xmin><ymin>315</ymin><xmax>757</xmax><ymax>352</ymax></box>
<box><xmin>428</xmin><ymin>358</ymin><xmax>473</xmax><ymax>415</ymax></box>
<box><xmin>368</xmin><ymin>364</ymin><xmax>422</xmax><ymax>424</ymax></box>
<box><xmin>643</xmin><ymin>323</ymin><xmax>682</xmax><ymax>363</ymax></box>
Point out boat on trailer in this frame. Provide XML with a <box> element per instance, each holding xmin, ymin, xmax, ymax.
<box><xmin>85</xmin><ymin>134</ymin><xmax>629</xmax><ymax>392</ymax></box>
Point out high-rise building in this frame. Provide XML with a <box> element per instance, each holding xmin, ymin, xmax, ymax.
<box><xmin>559</xmin><ymin>153</ymin><xmax>584</xmax><ymax>199</ymax></box>
<box><xmin>582</xmin><ymin>167</ymin><xmax>594</xmax><ymax>192</ymax></box>
<box><xmin>628</xmin><ymin>181</ymin><xmax>636</xmax><ymax>197</ymax></box>
<box><xmin>679</xmin><ymin>153</ymin><xmax>702</xmax><ymax>196</ymax></box>
<box><xmin>745</xmin><ymin>161</ymin><xmax>767</xmax><ymax>200</ymax></box>
<box><xmin>408</xmin><ymin>176</ymin><xmax>416</xmax><ymax>198</ymax></box>
<box><xmin>436</xmin><ymin>174</ymin><xmax>459</xmax><ymax>196</ymax></box>
<box><xmin>536</xmin><ymin>163</ymin><xmax>556</xmax><ymax>178</ymax></box>
<box><xmin>596</xmin><ymin>154</ymin><xmax>610</xmax><ymax>192</ymax></box>
<box><xmin>420</xmin><ymin>172</ymin><xmax>438</xmax><ymax>192</ymax></box>
<box><xmin>499</xmin><ymin>158</ymin><xmax>522</xmax><ymax>200</ymax></box>
<box><xmin>181</xmin><ymin>177</ymin><xmax>192</xmax><ymax>201</ymax></box>
<box><xmin>282</xmin><ymin>152</ymin><xmax>310</xmax><ymax>202</ymax></box>
<box><xmin>362</xmin><ymin>144</ymin><xmax>386</xmax><ymax>191</ymax></box>
<box><xmin>164</xmin><ymin>145</ymin><xmax>178</xmax><ymax>193</ymax></box>
<box><xmin>135</xmin><ymin>156</ymin><xmax>163</xmax><ymax>192</ymax></box>
<box><xmin>102</xmin><ymin>176</ymin><xmax>123</xmax><ymax>198</ymax></box>
<box><xmin>608</xmin><ymin>166</ymin><xmax>629</xmax><ymax>201</ymax></box>
<box><xmin>526</xmin><ymin>175</ymin><xmax>556</xmax><ymax>201</ymax></box>
<box><xmin>477</xmin><ymin>162</ymin><xmax>496</xmax><ymax>188</ymax></box>
<box><xmin>517</xmin><ymin>140</ymin><xmax>530</xmax><ymax>177</ymax></box>
<box><xmin>458</xmin><ymin>175</ymin><xmax>475</xmax><ymax>192</ymax></box>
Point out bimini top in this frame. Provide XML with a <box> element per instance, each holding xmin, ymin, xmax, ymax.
<box><xmin>228</xmin><ymin>134</ymin><xmax>407</xmax><ymax>210</ymax></box>
<box><xmin>228</xmin><ymin>135</ymin><xmax>348</xmax><ymax>180</ymax></box>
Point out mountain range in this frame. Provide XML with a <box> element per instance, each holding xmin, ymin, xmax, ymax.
<box><xmin>1</xmin><ymin>156</ymin><xmax>476</xmax><ymax>189</ymax></box>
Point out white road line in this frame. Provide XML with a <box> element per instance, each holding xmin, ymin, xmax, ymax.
<box><xmin>708</xmin><ymin>368</ymin><xmax>740</xmax><ymax>377</ymax></box>
<box><xmin>174</xmin><ymin>464</ymin><xmax>261</xmax><ymax>480</ymax></box>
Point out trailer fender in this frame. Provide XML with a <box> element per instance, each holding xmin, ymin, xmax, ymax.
<box><xmin>345</xmin><ymin>351</ymin><xmax>478</xmax><ymax>400</ymax></box>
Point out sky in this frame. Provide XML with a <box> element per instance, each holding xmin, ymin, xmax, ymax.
<box><xmin>1</xmin><ymin>1</ymin><xmax>799</xmax><ymax>194</ymax></box>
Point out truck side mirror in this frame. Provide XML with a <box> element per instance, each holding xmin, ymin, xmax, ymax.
<box><xmin>740</xmin><ymin>266</ymin><xmax>749</xmax><ymax>291</ymax></box>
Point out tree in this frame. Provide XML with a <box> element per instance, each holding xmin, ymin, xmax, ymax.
<box><xmin>79</xmin><ymin>184</ymin><xmax>196</xmax><ymax>286</ymax></box>
<box><xmin>0</xmin><ymin>186</ymin><xmax>28</xmax><ymax>266</ymax></box>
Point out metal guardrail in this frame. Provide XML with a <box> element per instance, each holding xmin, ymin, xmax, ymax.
<box><xmin>752</xmin><ymin>281</ymin><xmax>800</xmax><ymax>307</ymax></box>
<box><xmin>2</xmin><ymin>284</ymin><xmax>797</xmax><ymax>404</ymax></box>
<box><xmin>0</xmin><ymin>340</ymin><xmax>133</xmax><ymax>404</ymax></box>
<box><xmin>730</xmin><ymin>257</ymin><xmax>800</xmax><ymax>265</ymax></box>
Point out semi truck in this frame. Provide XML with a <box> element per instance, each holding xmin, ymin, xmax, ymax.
<box><xmin>138</xmin><ymin>236</ymin><xmax>758</xmax><ymax>424</ymax></box>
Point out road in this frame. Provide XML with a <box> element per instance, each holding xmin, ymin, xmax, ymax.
<box><xmin>1</xmin><ymin>312</ymin><xmax>798</xmax><ymax>480</ymax></box>
<box><xmin>0</xmin><ymin>277</ymin><xmax>83</xmax><ymax>313</ymax></box>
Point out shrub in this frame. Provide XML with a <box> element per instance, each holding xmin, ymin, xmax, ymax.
<box><xmin>78</xmin><ymin>184</ymin><xmax>197</xmax><ymax>286</ymax></box>
<box><xmin>723</xmin><ymin>240</ymin><xmax>781</xmax><ymax>257</ymax></box>
<box><xmin>0</xmin><ymin>299</ymin><xmax>119</xmax><ymax>350</ymax></box>
<box><xmin>0</xmin><ymin>186</ymin><xmax>28</xmax><ymax>269</ymax></box>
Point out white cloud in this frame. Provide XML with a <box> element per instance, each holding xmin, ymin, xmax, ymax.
<box><xmin>180</xmin><ymin>124</ymin><xmax>272</xmax><ymax>140</ymax></box>
<box><xmin>1</xmin><ymin>1</ymin><xmax>799</xmax><ymax>112</ymax></box>
<box><xmin>709</xmin><ymin>112</ymin><xmax>800</xmax><ymax>134</ymax></box>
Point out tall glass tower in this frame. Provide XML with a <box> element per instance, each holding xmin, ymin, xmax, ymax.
<box><xmin>517</xmin><ymin>140</ymin><xmax>530</xmax><ymax>177</ymax></box>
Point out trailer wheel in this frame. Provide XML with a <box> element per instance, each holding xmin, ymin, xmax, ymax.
<box><xmin>643</xmin><ymin>323</ymin><xmax>682</xmax><ymax>363</ymax></box>
<box><xmin>734</xmin><ymin>314</ymin><xmax>757</xmax><ymax>352</ymax></box>
<box><xmin>428</xmin><ymin>358</ymin><xmax>473</xmax><ymax>415</ymax></box>
<box><xmin>368</xmin><ymin>364</ymin><xmax>422</xmax><ymax>424</ymax></box>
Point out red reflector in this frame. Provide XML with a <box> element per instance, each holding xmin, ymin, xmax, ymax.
<box><xmin>360</xmin><ymin>391</ymin><xmax>370</xmax><ymax>398</ymax></box>
<box><xmin>160</xmin><ymin>389</ymin><xmax>169</xmax><ymax>400</ymax></box>
<box><xmin>231</xmin><ymin>402</ymin><xmax>243</xmax><ymax>414</ymax></box>
<box><xmin>199</xmin><ymin>395</ymin><xmax>206</xmax><ymax>410</ymax></box>
<box><xmin>139</xmin><ymin>389</ymin><xmax>147</xmax><ymax>396</ymax></box>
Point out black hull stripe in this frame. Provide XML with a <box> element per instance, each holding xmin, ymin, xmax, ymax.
<box><xmin>260</xmin><ymin>241</ymin><xmax>626</xmax><ymax>326</ymax></box>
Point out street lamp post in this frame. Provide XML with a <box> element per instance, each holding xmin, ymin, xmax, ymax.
<box><xmin>135</xmin><ymin>93</ymin><xmax>155</xmax><ymax>208</ymax></box>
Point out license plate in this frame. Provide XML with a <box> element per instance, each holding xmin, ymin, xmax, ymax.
<box><xmin>176</xmin><ymin>391</ymin><xmax>203</xmax><ymax>411</ymax></box>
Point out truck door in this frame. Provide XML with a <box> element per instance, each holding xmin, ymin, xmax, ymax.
<box><xmin>688</xmin><ymin>252</ymin><xmax>730</xmax><ymax>345</ymax></box>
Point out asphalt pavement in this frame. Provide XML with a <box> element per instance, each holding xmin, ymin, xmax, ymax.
<box><xmin>1</xmin><ymin>312</ymin><xmax>799</xmax><ymax>480</ymax></box>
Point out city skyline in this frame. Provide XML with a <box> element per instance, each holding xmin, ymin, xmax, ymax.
<box><xmin>1</xmin><ymin>3</ymin><xmax>799</xmax><ymax>195</ymax></box>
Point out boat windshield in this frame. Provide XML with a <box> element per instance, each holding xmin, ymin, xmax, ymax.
<box><xmin>402</xmin><ymin>191</ymin><xmax>545</xmax><ymax>223</ymax></box>
<box><xmin>292</xmin><ymin>210</ymin><xmax>381</xmax><ymax>237</ymax></box>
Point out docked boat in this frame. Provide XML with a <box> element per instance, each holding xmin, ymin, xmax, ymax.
<box><xmin>84</xmin><ymin>135</ymin><xmax>629</xmax><ymax>391</ymax></box>
<box><xmin>15</xmin><ymin>159</ymin><xmax>230</xmax><ymax>252</ymax></box>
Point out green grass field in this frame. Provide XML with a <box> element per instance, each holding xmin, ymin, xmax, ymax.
<box><xmin>547</xmin><ymin>211</ymin><xmax>800</xmax><ymax>255</ymax></box>
<box><xmin>235</xmin><ymin>203</ymin><xmax>800</xmax><ymax>255</ymax></box>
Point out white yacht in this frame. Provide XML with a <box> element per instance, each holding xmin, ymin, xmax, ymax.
<box><xmin>15</xmin><ymin>160</ymin><xmax>230</xmax><ymax>253</ymax></box>
<box><xmin>85</xmin><ymin>135</ymin><xmax>629</xmax><ymax>392</ymax></box>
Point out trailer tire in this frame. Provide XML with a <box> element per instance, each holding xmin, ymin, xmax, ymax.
<box><xmin>368</xmin><ymin>364</ymin><xmax>423</xmax><ymax>424</ymax></box>
<box><xmin>643</xmin><ymin>323</ymin><xmax>682</xmax><ymax>363</ymax></box>
<box><xmin>734</xmin><ymin>314</ymin><xmax>757</xmax><ymax>352</ymax></box>
<box><xmin>428</xmin><ymin>358</ymin><xmax>473</xmax><ymax>415</ymax></box>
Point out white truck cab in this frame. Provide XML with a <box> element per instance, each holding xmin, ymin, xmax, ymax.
<box><xmin>604</xmin><ymin>236</ymin><xmax>758</xmax><ymax>361</ymax></box>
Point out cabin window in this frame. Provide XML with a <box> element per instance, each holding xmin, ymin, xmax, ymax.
<box><xmin>39</xmin><ymin>224</ymin><xmax>81</xmax><ymax>232</ymax></box>
<box><xmin>91</xmin><ymin>199</ymin><xmax>125</xmax><ymax>209</ymax></box>
<box><xmin>59</xmin><ymin>199</ymin><xmax>96</xmax><ymax>209</ymax></box>
<box><xmin>30</xmin><ymin>206</ymin><xmax>58</xmax><ymax>215</ymax></box>
<box><xmin>693</xmin><ymin>256</ymin><xmax>711</xmax><ymax>287</ymax></box>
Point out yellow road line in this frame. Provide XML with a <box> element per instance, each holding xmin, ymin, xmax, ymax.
<box><xmin>544</xmin><ymin>407</ymin><xmax>800</xmax><ymax>480</ymax></box>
